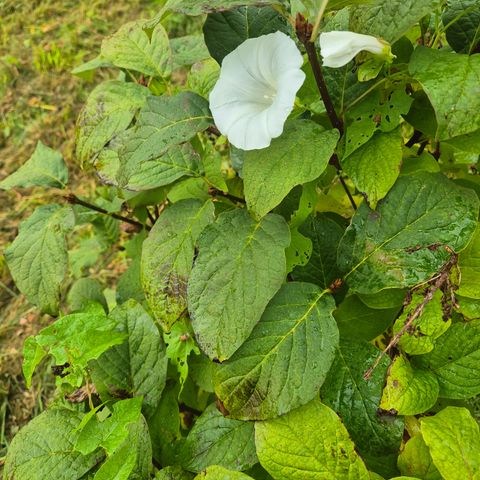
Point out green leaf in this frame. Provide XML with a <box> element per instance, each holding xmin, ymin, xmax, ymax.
<box><xmin>334</xmin><ymin>295</ymin><xmax>401</xmax><ymax>341</ymax></box>
<box><xmin>170</xmin><ymin>34</ymin><xmax>210</xmax><ymax>69</ymax></box>
<box><xmin>156</xmin><ymin>466</ymin><xmax>193</xmax><ymax>480</ymax></box>
<box><xmin>458</xmin><ymin>225</ymin><xmax>480</xmax><ymax>299</ymax></box>
<box><xmin>164</xmin><ymin>318</ymin><xmax>200</xmax><ymax>390</ymax></box>
<box><xmin>421</xmin><ymin>407</ymin><xmax>480</xmax><ymax>480</ymax></box>
<box><xmin>243</xmin><ymin>121</ymin><xmax>339</xmax><ymax>218</ymax></box>
<box><xmin>215</xmin><ymin>282</ymin><xmax>338</xmax><ymax>420</ymax></box>
<box><xmin>397</xmin><ymin>433</ymin><xmax>441</xmax><ymax>480</ymax></box>
<box><xmin>141</xmin><ymin>199</ymin><xmax>215</xmax><ymax>331</ymax></box>
<box><xmin>23</xmin><ymin>304</ymin><xmax>126</xmax><ymax>388</ymax></box>
<box><xmin>67</xmin><ymin>277</ymin><xmax>107</xmax><ymax>312</ymax></box>
<box><xmin>358</xmin><ymin>288</ymin><xmax>406</xmax><ymax>309</ymax></box>
<box><xmin>194</xmin><ymin>466</ymin><xmax>254</xmax><ymax>480</ymax></box>
<box><xmin>342</xmin><ymin>130</ymin><xmax>403</xmax><ymax>204</ymax></box>
<box><xmin>118</xmin><ymin>92</ymin><xmax>212</xmax><ymax>189</ymax></box>
<box><xmin>187</xmin><ymin>58</ymin><xmax>221</xmax><ymax>98</ymax></box>
<box><xmin>89</xmin><ymin>300</ymin><xmax>168</xmax><ymax>418</ymax></box>
<box><xmin>0</xmin><ymin>141</ymin><xmax>68</xmax><ymax>189</ymax></box>
<box><xmin>338</xmin><ymin>173</ymin><xmax>479</xmax><ymax>294</ymax></box>
<box><xmin>5</xmin><ymin>205</ymin><xmax>74</xmax><ymax>315</ymax></box>
<box><xmin>344</xmin><ymin>90</ymin><xmax>412</xmax><ymax>158</ymax></box>
<box><xmin>443</xmin><ymin>0</ymin><xmax>480</xmax><ymax>54</ymax></box>
<box><xmin>393</xmin><ymin>291</ymin><xmax>450</xmax><ymax>355</ymax></box>
<box><xmin>101</xmin><ymin>21</ymin><xmax>172</xmax><ymax>77</ymax></box>
<box><xmin>350</xmin><ymin>0</ymin><xmax>437</xmax><ymax>43</ymax></box>
<box><xmin>164</xmin><ymin>0</ymin><xmax>278</xmax><ymax>15</ymax></box>
<box><xmin>188</xmin><ymin>209</ymin><xmax>290</xmax><ymax>361</ymax></box>
<box><xmin>414</xmin><ymin>319</ymin><xmax>480</xmax><ymax>399</ymax></box>
<box><xmin>409</xmin><ymin>47</ymin><xmax>480</xmax><ymax>140</ymax></box>
<box><xmin>121</xmin><ymin>142</ymin><xmax>203</xmax><ymax>191</ymax></box>
<box><xmin>380</xmin><ymin>355</ymin><xmax>439</xmax><ymax>415</ymax></box>
<box><xmin>291</xmin><ymin>214</ymin><xmax>345</xmax><ymax>289</ymax></box>
<box><xmin>321</xmin><ymin>341</ymin><xmax>404</xmax><ymax>478</ymax></box>
<box><xmin>255</xmin><ymin>399</ymin><xmax>370</xmax><ymax>480</ymax></box>
<box><xmin>203</xmin><ymin>6</ymin><xmax>289</xmax><ymax>64</ymax></box>
<box><xmin>75</xmin><ymin>80</ymin><xmax>149</xmax><ymax>167</ymax></box>
<box><xmin>181</xmin><ymin>403</ymin><xmax>257</xmax><ymax>472</ymax></box>
<box><xmin>3</xmin><ymin>408</ymin><xmax>103</xmax><ymax>480</ymax></box>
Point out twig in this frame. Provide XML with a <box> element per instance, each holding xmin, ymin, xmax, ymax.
<box><xmin>405</xmin><ymin>130</ymin><xmax>423</xmax><ymax>148</ymax></box>
<box><xmin>146</xmin><ymin>207</ymin><xmax>156</xmax><ymax>226</ymax></box>
<box><xmin>208</xmin><ymin>187</ymin><xmax>246</xmax><ymax>205</ymax></box>
<box><xmin>364</xmin><ymin>252</ymin><xmax>458</xmax><ymax>380</ymax></box>
<box><xmin>65</xmin><ymin>194</ymin><xmax>147</xmax><ymax>231</ymax></box>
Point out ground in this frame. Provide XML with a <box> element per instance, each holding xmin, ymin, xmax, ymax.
<box><xmin>0</xmin><ymin>0</ymin><xmax>161</xmax><ymax>463</ymax></box>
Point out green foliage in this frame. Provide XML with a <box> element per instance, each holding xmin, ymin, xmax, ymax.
<box><xmin>0</xmin><ymin>141</ymin><xmax>68</xmax><ymax>189</ymax></box>
<box><xmin>4</xmin><ymin>1</ymin><xmax>480</xmax><ymax>478</ymax></box>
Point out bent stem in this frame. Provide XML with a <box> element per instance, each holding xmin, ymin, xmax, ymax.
<box><xmin>363</xmin><ymin>252</ymin><xmax>458</xmax><ymax>380</ymax></box>
<box><xmin>65</xmin><ymin>193</ymin><xmax>147</xmax><ymax>231</ymax></box>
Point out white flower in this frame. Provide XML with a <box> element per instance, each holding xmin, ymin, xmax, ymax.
<box><xmin>319</xmin><ymin>31</ymin><xmax>390</xmax><ymax>68</ymax></box>
<box><xmin>209</xmin><ymin>31</ymin><xmax>305</xmax><ymax>151</ymax></box>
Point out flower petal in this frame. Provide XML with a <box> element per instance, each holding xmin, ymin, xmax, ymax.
<box><xmin>319</xmin><ymin>31</ymin><xmax>386</xmax><ymax>68</ymax></box>
<box><xmin>209</xmin><ymin>31</ymin><xmax>305</xmax><ymax>151</ymax></box>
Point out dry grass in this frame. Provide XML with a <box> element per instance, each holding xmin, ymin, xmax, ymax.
<box><xmin>0</xmin><ymin>0</ymin><xmax>161</xmax><ymax>461</ymax></box>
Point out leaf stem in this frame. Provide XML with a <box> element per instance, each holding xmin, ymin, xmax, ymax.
<box><xmin>310</xmin><ymin>0</ymin><xmax>330</xmax><ymax>42</ymax></box>
<box><xmin>65</xmin><ymin>194</ymin><xmax>148</xmax><ymax>231</ymax></box>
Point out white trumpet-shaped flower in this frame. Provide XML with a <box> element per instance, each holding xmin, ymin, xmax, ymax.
<box><xmin>209</xmin><ymin>31</ymin><xmax>305</xmax><ymax>151</ymax></box>
<box><xmin>319</xmin><ymin>31</ymin><xmax>390</xmax><ymax>68</ymax></box>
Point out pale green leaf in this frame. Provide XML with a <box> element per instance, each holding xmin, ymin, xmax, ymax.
<box><xmin>3</xmin><ymin>409</ymin><xmax>103</xmax><ymax>480</ymax></box>
<box><xmin>5</xmin><ymin>205</ymin><xmax>75</xmax><ymax>315</ymax></box>
<box><xmin>0</xmin><ymin>141</ymin><xmax>68</xmax><ymax>189</ymax></box>
<box><xmin>350</xmin><ymin>0</ymin><xmax>438</xmax><ymax>43</ymax></box>
<box><xmin>255</xmin><ymin>399</ymin><xmax>370</xmax><ymax>480</ymax></box>
<box><xmin>75</xmin><ymin>80</ymin><xmax>149</xmax><ymax>167</ymax></box>
<box><xmin>170</xmin><ymin>34</ymin><xmax>210</xmax><ymax>69</ymax></box>
<box><xmin>458</xmin><ymin>225</ymin><xmax>480</xmax><ymax>299</ymax></box>
<box><xmin>215</xmin><ymin>283</ymin><xmax>338</xmax><ymax>420</ymax></box>
<box><xmin>397</xmin><ymin>433</ymin><xmax>441</xmax><ymax>480</ymax></box>
<box><xmin>188</xmin><ymin>209</ymin><xmax>290</xmax><ymax>361</ymax></box>
<box><xmin>409</xmin><ymin>47</ymin><xmax>480</xmax><ymax>140</ymax></box>
<box><xmin>23</xmin><ymin>304</ymin><xmax>126</xmax><ymax>388</ymax></box>
<box><xmin>338</xmin><ymin>173</ymin><xmax>479</xmax><ymax>294</ymax></box>
<box><xmin>194</xmin><ymin>466</ymin><xmax>254</xmax><ymax>480</ymax></box>
<box><xmin>421</xmin><ymin>407</ymin><xmax>480</xmax><ymax>480</ymax></box>
<box><xmin>118</xmin><ymin>92</ymin><xmax>212</xmax><ymax>189</ymax></box>
<box><xmin>101</xmin><ymin>21</ymin><xmax>172</xmax><ymax>77</ymax></box>
<box><xmin>381</xmin><ymin>355</ymin><xmax>439</xmax><ymax>415</ymax></box>
<box><xmin>243</xmin><ymin>121</ymin><xmax>339</xmax><ymax>218</ymax></box>
<box><xmin>414</xmin><ymin>319</ymin><xmax>480</xmax><ymax>399</ymax></box>
<box><xmin>141</xmin><ymin>199</ymin><xmax>215</xmax><ymax>331</ymax></box>
<box><xmin>181</xmin><ymin>403</ymin><xmax>257</xmax><ymax>472</ymax></box>
<box><xmin>67</xmin><ymin>277</ymin><xmax>107</xmax><ymax>312</ymax></box>
<box><xmin>342</xmin><ymin>130</ymin><xmax>403</xmax><ymax>204</ymax></box>
<box><xmin>89</xmin><ymin>300</ymin><xmax>168</xmax><ymax>418</ymax></box>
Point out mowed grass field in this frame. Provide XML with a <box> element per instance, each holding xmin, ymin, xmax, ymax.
<box><xmin>0</xmin><ymin>0</ymin><xmax>163</xmax><ymax>464</ymax></box>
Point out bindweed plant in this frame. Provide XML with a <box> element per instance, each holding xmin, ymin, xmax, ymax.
<box><xmin>2</xmin><ymin>0</ymin><xmax>480</xmax><ymax>479</ymax></box>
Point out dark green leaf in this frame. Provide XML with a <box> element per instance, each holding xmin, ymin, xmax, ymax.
<box><xmin>215</xmin><ymin>282</ymin><xmax>338</xmax><ymax>420</ymax></box>
<box><xmin>203</xmin><ymin>6</ymin><xmax>289</xmax><ymax>63</ymax></box>
<box><xmin>164</xmin><ymin>0</ymin><xmax>279</xmax><ymax>15</ymax></box>
<box><xmin>321</xmin><ymin>341</ymin><xmax>404</xmax><ymax>478</ymax></box>
<box><xmin>67</xmin><ymin>278</ymin><xmax>107</xmax><ymax>312</ymax></box>
<box><xmin>3</xmin><ymin>409</ymin><xmax>103</xmax><ymax>480</ymax></box>
<box><xmin>89</xmin><ymin>301</ymin><xmax>168</xmax><ymax>418</ymax></box>
<box><xmin>188</xmin><ymin>209</ymin><xmax>290</xmax><ymax>361</ymax></box>
<box><xmin>181</xmin><ymin>403</ymin><xmax>257</xmax><ymax>472</ymax></box>
<box><xmin>414</xmin><ymin>319</ymin><xmax>480</xmax><ymax>399</ymax></box>
<box><xmin>443</xmin><ymin>0</ymin><xmax>480</xmax><ymax>54</ymax></box>
<box><xmin>338</xmin><ymin>173</ymin><xmax>479</xmax><ymax>294</ymax></box>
